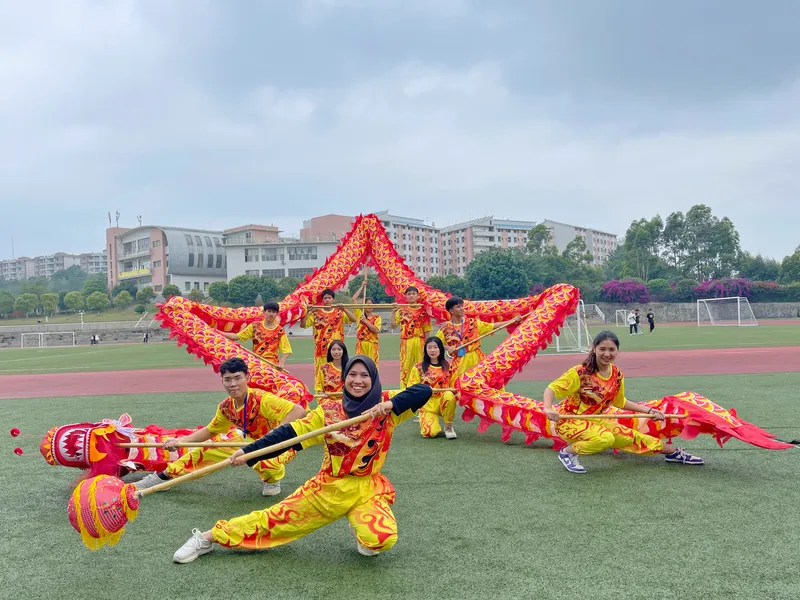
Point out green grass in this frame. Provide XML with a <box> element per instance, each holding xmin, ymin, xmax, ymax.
<box><xmin>1</xmin><ymin>323</ymin><xmax>799</xmax><ymax>376</ymax></box>
<box><xmin>2</xmin><ymin>373</ymin><xmax>799</xmax><ymax>599</ymax></box>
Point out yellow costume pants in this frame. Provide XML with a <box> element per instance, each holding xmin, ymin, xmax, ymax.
<box><xmin>165</xmin><ymin>431</ymin><xmax>294</xmax><ymax>484</ymax></box>
<box><xmin>313</xmin><ymin>356</ymin><xmax>326</xmax><ymax>392</ymax></box>
<box><xmin>212</xmin><ymin>471</ymin><xmax>398</xmax><ymax>553</ymax></box>
<box><xmin>355</xmin><ymin>340</ymin><xmax>379</xmax><ymax>368</ymax></box>
<box><xmin>399</xmin><ymin>337</ymin><xmax>424</xmax><ymax>389</ymax></box>
<box><xmin>419</xmin><ymin>391</ymin><xmax>456</xmax><ymax>438</ymax></box>
<box><xmin>555</xmin><ymin>419</ymin><xmax>664</xmax><ymax>455</ymax></box>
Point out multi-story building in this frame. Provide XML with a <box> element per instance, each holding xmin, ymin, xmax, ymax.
<box><xmin>224</xmin><ymin>225</ymin><xmax>339</xmax><ymax>280</ymax></box>
<box><xmin>541</xmin><ymin>219</ymin><xmax>619</xmax><ymax>267</ymax></box>
<box><xmin>299</xmin><ymin>215</ymin><xmax>354</xmax><ymax>243</ymax></box>
<box><xmin>106</xmin><ymin>226</ymin><xmax>227</xmax><ymax>294</ymax></box>
<box><xmin>439</xmin><ymin>216</ymin><xmax>537</xmax><ymax>276</ymax></box>
<box><xmin>0</xmin><ymin>251</ymin><xmax>107</xmax><ymax>281</ymax></box>
<box><xmin>374</xmin><ymin>210</ymin><xmax>440</xmax><ymax>278</ymax></box>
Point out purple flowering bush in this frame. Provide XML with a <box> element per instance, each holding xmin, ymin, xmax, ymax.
<box><xmin>598</xmin><ymin>280</ymin><xmax>650</xmax><ymax>304</ymax></box>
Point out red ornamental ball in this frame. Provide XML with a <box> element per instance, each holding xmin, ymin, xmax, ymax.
<box><xmin>10</xmin><ymin>428</ymin><xmax>21</xmax><ymax>437</ymax></box>
<box><xmin>13</xmin><ymin>448</ymin><xmax>23</xmax><ymax>456</ymax></box>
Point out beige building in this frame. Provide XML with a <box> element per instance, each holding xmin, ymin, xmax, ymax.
<box><xmin>439</xmin><ymin>217</ymin><xmax>536</xmax><ymax>276</ymax></box>
<box><xmin>0</xmin><ymin>251</ymin><xmax>107</xmax><ymax>281</ymax></box>
<box><xmin>541</xmin><ymin>219</ymin><xmax>619</xmax><ymax>267</ymax></box>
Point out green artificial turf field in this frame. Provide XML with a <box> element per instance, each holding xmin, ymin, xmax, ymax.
<box><xmin>2</xmin><ymin>374</ymin><xmax>798</xmax><ymax>600</ymax></box>
<box><xmin>1</xmin><ymin>322</ymin><xmax>799</xmax><ymax>376</ymax></box>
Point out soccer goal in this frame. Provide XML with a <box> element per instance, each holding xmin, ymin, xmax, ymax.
<box><xmin>555</xmin><ymin>300</ymin><xmax>591</xmax><ymax>353</ymax></box>
<box><xmin>20</xmin><ymin>332</ymin><xmax>77</xmax><ymax>348</ymax></box>
<box><xmin>697</xmin><ymin>297</ymin><xmax>758</xmax><ymax>327</ymax></box>
<box><xmin>615</xmin><ymin>309</ymin><xmax>629</xmax><ymax>328</ymax></box>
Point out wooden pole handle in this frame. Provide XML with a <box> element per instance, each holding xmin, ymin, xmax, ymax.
<box><xmin>137</xmin><ymin>413</ymin><xmax>372</xmax><ymax>497</ymax></box>
<box><xmin>117</xmin><ymin>441</ymin><xmax>249</xmax><ymax>448</ymax></box>
<box><xmin>311</xmin><ymin>303</ymin><xmax>422</xmax><ymax>309</ymax></box>
<box><xmin>313</xmin><ymin>387</ymin><xmax>456</xmax><ymax>398</ymax></box>
<box><xmin>555</xmin><ymin>413</ymin><xmax>687</xmax><ymax>420</ymax></box>
<box><xmin>239</xmin><ymin>345</ymin><xmax>286</xmax><ymax>372</ymax></box>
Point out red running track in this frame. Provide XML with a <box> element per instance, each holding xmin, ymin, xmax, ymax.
<box><xmin>1</xmin><ymin>346</ymin><xmax>798</xmax><ymax>400</ymax></box>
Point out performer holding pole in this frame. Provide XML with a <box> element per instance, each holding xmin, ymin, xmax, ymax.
<box><xmin>407</xmin><ymin>337</ymin><xmax>458</xmax><ymax>439</ymax></box>
<box><xmin>303</xmin><ymin>288</ymin><xmax>357</xmax><ymax>392</ymax></box>
<box><xmin>171</xmin><ymin>356</ymin><xmax>433</xmax><ymax>563</ymax></box>
<box><xmin>391</xmin><ymin>286</ymin><xmax>432</xmax><ymax>388</ymax></box>
<box><xmin>320</xmin><ymin>340</ymin><xmax>349</xmax><ymax>395</ymax></box>
<box><xmin>542</xmin><ymin>330</ymin><xmax>705</xmax><ymax>474</ymax></box>
<box><xmin>221</xmin><ymin>301</ymin><xmax>293</xmax><ymax>369</ymax></box>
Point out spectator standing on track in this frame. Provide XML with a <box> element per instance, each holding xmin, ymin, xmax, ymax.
<box><xmin>646</xmin><ymin>309</ymin><xmax>655</xmax><ymax>334</ymax></box>
<box><xmin>627</xmin><ymin>310</ymin><xmax>637</xmax><ymax>335</ymax></box>
<box><xmin>634</xmin><ymin>309</ymin><xmax>642</xmax><ymax>335</ymax></box>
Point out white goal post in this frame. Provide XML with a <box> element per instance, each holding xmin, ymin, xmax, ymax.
<box><xmin>555</xmin><ymin>299</ymin><xmax>591</xmax><ymax>353</ymax></box>
<box><xmin>20</xmin><ymin>332</ymin><xmax>77</xmax><ymax>348</ymax></box>
<box><xmin>696</xmin><ymin>297</ymin><xmax>758</xmax><ymax>327</ymax></box>
<box><xmin>615</xmin><ymin>309</ymin><xmax>629</xmax><ymax>328</ymax></box>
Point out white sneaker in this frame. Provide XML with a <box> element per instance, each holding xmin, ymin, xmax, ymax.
<box><xmin>261</xmin><ymin>481</ymin><xmax>281</xmax><ymax>496</ymax></box>
<box><xmin>135</xmin><ymin>472</ymin><xmax>169</xmax><ymax>491</ymax></box>
<box><xmin>173</xmin><ymin>528</ymin><xmax>213</xmax><ymax>563</ymax></box>
<box><xmin>444</xmin><ymin>425</ymin><xmax>457</xmax><ymax>440</ymax></box>
<box><xmin>348</xmin><ymin>523</ymin><xmax>379</xmax><ymax>556</ymax></box>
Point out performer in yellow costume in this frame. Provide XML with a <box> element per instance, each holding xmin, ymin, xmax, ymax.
<box><xmin>320</xmin><ymin>340</ymin><xmax>348</xmax><ymax>394</ymax></box>
<box><xmin>222</xmin><ymin>301</ymin><xmax>292</xmax><ymax>368</ymax></box>
<box><xmin>543</xmin><ymin>330</ymin><xmax>705</xmax><ymax>474</ymax></box>
<box><xmin>171</xmin><ymin>355</ymin><xmax>433</xmax><ymax>563</ymax></box>
<box><xmin>436</xmin><ymin>296</ymin><xmax>519</xmax><ymax>382</ymax></box>
<box><xmin>391</xmin><ymin>286</ymin><xmax>431</xmax><ymax>388</ymax></box>
<box><xmin>407</xmin><ymin>336</ymin><xmax>457</xmax><ymax>439</ymax></box>
<box><xmin>135</xmin><ymin>358</ymin><xmax>307</xmax><ymax>495</ymax></box>
<box><xmin>355</xmin><ymin>298</ymin><xmax>382</xmax><ymax>368</ymax></box>
<box><xmin>303</xmin><ymin>288</ymin><xmax>356</xmax><ymax>392</ymax></box>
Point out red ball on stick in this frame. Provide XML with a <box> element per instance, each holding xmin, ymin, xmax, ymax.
<box><xmin>10</xmin><ymin>428</ymin><xmax>21</xmax><ymax>437</ymax></box>
<box><xmin>13</xmin><ymin>448</ymin><xmax>23</xmax><ymax>455</ymax></box>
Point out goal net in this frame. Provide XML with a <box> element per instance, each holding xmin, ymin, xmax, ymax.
<box><xmin>20</xmin><ymin>332</ymin><xmax>77</xmax><ymax>348</ymax></box>
<box><xmin>697</xmin><ymin>297</ymin><xmax>758</xmax><ymax>327</ymax></box>
<box><xmin>555</xmin><ymin>300</ymin><xmax>591</xmax><ymax>353</ymax></box>
<box><xmin>615</xmin><ymin>309</ymin><xmax>629</xmax><ymax>328</ymax></box>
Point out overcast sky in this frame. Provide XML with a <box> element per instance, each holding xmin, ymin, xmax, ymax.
<box><xmin>1</xmin><ymin>0</ymin><xmax>798</xmax><ymax>260</ymax></box>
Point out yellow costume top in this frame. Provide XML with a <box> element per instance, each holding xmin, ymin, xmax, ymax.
<box><xmin>237</xmin><ymin>321</ymin><xmax>292</xmax><ymax>362</ymax></box>
<box><xmin>207</xmin><ymin>387</ymin><xmax>298</xmax><ymax>439</ymax></box>
<box><xmin>547</xmin><ymin>365</ymin><xmax>626</xmax><ymax>415</ymax></box>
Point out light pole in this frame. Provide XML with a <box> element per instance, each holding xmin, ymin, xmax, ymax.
<box><xmin>78</xmin><ymin>310</ymin><xmax>84</xmax><ymax>330</ymax></box>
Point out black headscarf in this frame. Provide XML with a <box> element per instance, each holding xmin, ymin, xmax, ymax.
<box><xmin>341</xmin><ymin>355</ymin><xmax>383</xmax><ymax>418</ymax></box>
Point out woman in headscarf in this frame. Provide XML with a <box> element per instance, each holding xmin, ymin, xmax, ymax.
<box><xmin>171</xmin><ymin>355</ymin><xmax>433</xmax><ymax>563</ymax></box>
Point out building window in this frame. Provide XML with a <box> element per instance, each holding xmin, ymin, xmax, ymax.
<box><xmin>186</xmin><ymin>234</ymin><xmax>193</xmax><ymax>245</ymax></box>
<box><xmin>203</xmin><ymin>282</ymin><xmax>209</xmax><ymax>290</ymax></box>
<box><xmin>184</xmin><ymin>281</ymin><xmax>191</xmax><ymax>291</ymax></box>
<box><xmin>213</xmin><ymin>237</ymin><xmax>222</xmax><ymax>247</ymax></box>
<box><xmin>287</xmin><ymin>246</ymin><xmax>317</xmax><ymax>261</ymax></box>
<box><xmin>154</xmin><ymin>285</ymin><xmax>162</xmax><ymax>292</ymax></box>
<box><xmin>216</xmin><ymin>254</ymin><xmax>223</xmax><ymax>269</ymax></box>
<box><xmin>207</xmin><ymin>254</ymin><xmax>213</xmax><ymax>268</ymax></box>
<box><xmin>204</xmin><ymin>236</ymin><xmax>212</xmax><ymax>247</ymax></box>
<box><xmin>261</xmin><ymin>248</ymin><xmax>282</xmax><ymax>261</ymax></box>
<box><xmin>288</xmin><ymin>268</ymin><xmax>314</xmax><ymax>278</ymax></box>
<box><xmin>198</xmin><ymin>253</ymin><xmax>204</xmax><ymax>267</ymax></box>
<box><xmin>262</xmin><ymin>269</ymin><xmax>284</xmax><ymax>278</ymax></box>
<box><xmin>153</xmin><ymin>260</ymin><xmax>161</xmax><ymax>268</ymax></box>
<box><xmin>194</xmin><ymin>236</ymin><xmax>202</xmax><ymax>246</ymax></box>
<box><xmin>152</xmin><ymin>240</ymin><xmax>160</xmax><ymax>248</ymax></box>
<box><xmin>246</xmin><ymin>269</ymin><xmax>260</xmax><ymax>276</ymax></box>
<box><xmin>244</xmin><ymin>248</ymin><xmax>260</xmax><ymax>262</ymax></box>
<box><xmin>193</xmin><ymin>282</ymin><xmax>200</xmax><ymax>290</ymax></box>
<box><xmin>188</xmin><ymin>254</ymin><xmax>194</xmax><ymax>267</ymax></box>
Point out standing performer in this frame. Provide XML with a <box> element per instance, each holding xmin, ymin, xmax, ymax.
<box><xmin>646</xmin><ymin>308</ymin><xmax>656</xmax><ymax>335</ymax></box>
<box><xmin>407</xmin><ymin>336</ymin><xmax>457</xmax><ymax>439</ymax></box>
<box><xmin>222</xmin><ymin>301</ymin><xmax>292</xmax><ymax>368</ymax></box>
<box><xmin>135</xmin><ymin>358</ymin><xmax>307</xmax><ymax>495</ymax></box>
<box><xmin>391</xmin><ymin>286</ymin><xmax>431</xmax><ymax>388</ymax></box>
<box><xmin>171</xmin><ymin>356</ymin><xmax>433</xmax><ymax>563</ymax></box>
<box><xmin>436</xmin><ymin>296</ymin><xmax>521</xmax><ymax>382</ymax></box>
<box><xmin>303</xmin><ymin>289</ymin><xmax>357</xmax><ymax>392</ymax></box>
<box><xmin>355</xmin><ymin>297</ymin><xmax>382</xmax><ymax>368</ymax></box>
<box><xmin>542</xmin><ymin>330</ymin><xmax>704</xmax><ymax>474</ymax></box>
<box><xmin>320</xmin><ymin>340</ymin><xmax>349</xmax><ymax>395</ymax></box>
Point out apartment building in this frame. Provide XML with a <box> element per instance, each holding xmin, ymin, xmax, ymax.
<box><xmin>373</xmin><ymin>211</ymin><xmax>440</xmax><ymax>278</ymax></box>
<box><xmin>0</xmin><ymin>251</ymin><xmax>107</xmax><ymax>281</ymax></box>
<box><xmin>541</xmin><ymin>219</ymin><xmax>619</xmax><ymax>267</ymax></box>
<box><xmin>439</xmin><ymin>216</ymin><xmax>537</xmax><ymax>276</ymax></box>
<box><xmin>106</xmin><ymin>226</ymin><xmax>227</xmax><ymax>294</ymax></box>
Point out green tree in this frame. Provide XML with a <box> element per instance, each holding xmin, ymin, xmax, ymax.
<box><xmin>64</xmin><ymin>291</ymin><xmax>85</xmax><ymax>311</ymax></box>
<box><xmin>134</xmin><ymin>304</ymin><xmax>147</xmax><ymax>314</ymax></box>
<box><xmin>425</xmin><ymin>274</ymin><xmax>470</xmax><ymax>298</ymax></box>
<box><xmin>135</xmin><ymin>286</ymin><xmax>156</xmax><ymax>305</ymax></box>
<box><xmin>259</xmin><ymin>277</ymin><xmax>280</xmax><ymax>302</ymax></box>
<box><xmin>114</xmin><ymin>290</ymin><xmax>133</xmax><ymax>309</ymax></box>
<box><xmin>780</xmin><ymin>249</ymin><xmax>800</xmax><ymax>283</ymax></box>
<box><xmin>465</xmin><ymin>249</ymin><xmax>530</xmax><ymax>300</ymax></box>
<box><xmin>660</xmin><ymin>211</ymin><xmax>687</xmax><ymax>272</ymax></box>
<box><xmin>186</xmin><ymin>288</ymin><xmax>206</xmax><ymax>302</ymax></box>
<box><xmin>562</xmin><ymin>236</ymin><xmax>593</xmax><ymax>266</ymax></box>
<box><xmin>21</xmin><ymin>278</ymin><xmax>49</xmax><ymax>297</ymax></box>
<box><xmin>86</xmin><ymin>291</ymin><xmax>111</xmax><ymax>311</ymax></box>
<box><xmin>50</xmin><ymin>265</ymin><xmax>87</xmax><ymax>293</ymax></box>
<box><xmin>525</xmin><ymin>223</ymin><xmax>559</xmax><ymax>256</ymax></box>
<box><xmin>228</xmin><ymin>275</ymin><xmax>262</xmax><ymax>305</ymax></box>
<box><xmin>40</xmin><ymin>292</ymin><xmax>59</xmax><ymax>315</ymax></box>
<box><xmin>112</xmin><ymin>280</ymin><xmax>138</xmax><ymax>298</ymax></box>
<box><xmin>82</xmin><ymin>275</ymin><xmax>108</xmax><ymax>298</ymax></box>
<box><xmin>681</xmin><ymin>205</ymin><xmax>741</xmax><ymax>280</ymax></box>
<box><xmin>645</xmin><ymin>278</ymin><xmax>671</xmax><ymax>300</ymax></box>
<box><xmin>162</xmin><ymin>284</ymin><xmax>181</xmax><ymax>299</ymax></box>
<box><xmin>14</xmin><ymin>293</ymin><xmax>39</xmax><ymax>315</ymax></box>
<box><xmin>0</xmin><ymin>290</ymin><xmax>14</xmax><ymax>316</ymax></box>
<box><xmin>737</xmin><ymin>253</ymin><xmax>781</xmax><ymax>281</ymax></box>
<box><xmin>207</xmin><ymin>281</ymin><xmax>228</xmax><ymax>303</ymax></box>
<box><xmin>622</xmin><ymin>216</ymin><xmax>663</xmax><ymax>282</ymax></box>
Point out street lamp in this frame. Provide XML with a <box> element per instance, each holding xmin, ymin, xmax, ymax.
<box><xmin>78</xmin><ymin>310</ymin><xmax>84</xmax><ymax>330</ymax></box>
